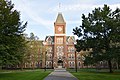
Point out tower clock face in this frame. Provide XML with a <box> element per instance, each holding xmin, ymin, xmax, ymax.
<box><xmin>58</xmin><ymin>27</ymin><xmax>62</xmax><ymax>32</ymax></box>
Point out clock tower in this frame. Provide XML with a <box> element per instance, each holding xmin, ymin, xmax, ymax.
<box><xmin>54</xmin><ymin>13</ymin><xmax>66</xmax><ymax>34</ymax></box>
<box><xmin>54</xmin><ymin>13</ymin><xmax>67</xmax><ymax>68</ymax></box>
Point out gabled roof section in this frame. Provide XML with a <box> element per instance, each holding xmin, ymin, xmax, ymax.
<box><xmin>66</xmin><ymin>36</ymin><xmax>75</xmax><ymax>42</ymax></box>
<box><xmin>55</xmin><ymin>13</ymin><xmax>65</xmax><ymax>23</ymax></box>
<box><xmin>45</xmin><ymin>36</ymin><xmax>54</xmax><ymax>42</ymax></box>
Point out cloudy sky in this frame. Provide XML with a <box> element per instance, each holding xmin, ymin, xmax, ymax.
<box><xmin>11</xmin><ymin>0</ymin><xmax>120</xmax><ymax>40</ymax></box>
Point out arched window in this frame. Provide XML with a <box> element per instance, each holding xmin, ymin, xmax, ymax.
<box><xmin>49</xmin><ymin>62</ymin><xmax>52</xmax><ymax>67</ymax></box>
<box><xmin>46</xmin><ymin>36</ymin><xmax>53</xmax><ymax>44</ymax></box>
<box><xmin>46</xmin><ymin>61</ymin><xmax>49</xmax><ymax>67</ymax></box>
<box><xmin>78</xmin><ymin>62</ymin><xmax>81</xmax><ymax>66</ymax></box>
<box><xmin>71</xmin><ymin>47</ymin><xmax>74</xmax><ymax>52</ymax></box>
<box><xmin>50</xmin><ymin>54</ymin><xmax>52</xmax><ymax>59</ymax></box>
<box><xmin>68</xmin><ymin>37</ymin><xmax>74</xmax><ymax>44</ymax></box>
<box><xmin>69</xmin><ymin>62</ymin><xmax>72</xmax><ymax>67</ymax></box>
<box><xmin>68</xmin><ymin>47</ymin><xmax>75</xmax><ymax>53</ymax></box>
<box><xmin>72</xmin><ymin>62</ymin><xmax>74</xmax><ymax>66</ymax></box>
<box><xmin>77</xmin><ymin>54</ymin><xmax>80</xmax><ymax>59</ymax></box>
<box><xmin>68</xmin><ymin>47</ymin><xmax>70</xmax><ymax>52</ymax></box>
<box><xmin>48</xmin><ymin>47</ymin><xmax>52</xmax><ymax>52</ymax></box>
<box><xmin>57</xmin><ymin>46</ymin><xmax>63</xmax><ymax>52</ymax></box>
<box><xmin>68</xmin><ymin>54</ymin><xmax>71</xmax><ymax>59</ymax></box>
<box><xmin>72</xmin><ymin>54</ymin><xmax>74</xmax><ymax>59</ymax></box>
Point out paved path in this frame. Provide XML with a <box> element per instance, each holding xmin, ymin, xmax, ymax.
<box><xmin>44</xmin><ymin>68</ymin><xmax>78</xmax><ymax>80</ymax></box>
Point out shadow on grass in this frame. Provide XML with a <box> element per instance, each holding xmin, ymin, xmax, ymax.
<box><xmin>67</xmin><ymin>68</ymin><xmax>120</xmax><ymax>80</ymax></box>
<box><xmin>67</xmin><ymin>68</ymin><xmax>120</xmax><ymax>74</ymax></box>
<box><xmin>0</xmin><ymin>69</ymin><xmax>53</xmax><ymax>80</ymax></box>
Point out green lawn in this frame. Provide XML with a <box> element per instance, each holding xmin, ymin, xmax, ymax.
<box><xmin>0</xmin><ymin>69</ymin><xmax>52</xmax><ymax>80</ymax></box>
<box><xmin>69</xmin><ymin>69</ymin><xmax>120</xmax><ymax>80</ymax></box>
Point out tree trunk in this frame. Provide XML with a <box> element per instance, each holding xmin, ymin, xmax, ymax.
<box><xmin>117</xmin><ymin>60</ymin><xmax>120</xmax><ymax>69</ymax></box>
<box><xmin>20</xmin><ymin>63</ymin><xmax>23</xmax><ymax>71</ymax></box>
<box><xmin>108</xmin><ymin>60</ymin><xmax>113</xmax><ymax>73</ymax></box>
<box><xmin>116</xmin><ymin>58</ymin><xmax>119</xmax><ymax>69</ymax></box>
<box><xmin>32</xmin><ymin>62</ymin><xmax>35</xmax><ymax>70</ymax></box>
<box><xmin>118</xmin><ymin>61</ymin><xmax>120</xmax><ymax>69</ymax></box>
<box><xmin>0</xmin><ymin>64</ymin><xmax>2</xmax><ymax>70</ymax></box>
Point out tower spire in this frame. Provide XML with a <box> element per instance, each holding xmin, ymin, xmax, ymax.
<box><xmin>55</xmin><ymin>13</ymin><xmax>65</xmax><ymax>23</ymax></box>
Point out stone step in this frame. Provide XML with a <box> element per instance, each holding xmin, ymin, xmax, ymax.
<box><xmin>58</xmin><ymin>66</ymin><xmax>62</xmax><ymax>68</ymax></box>
<box><xmin>54</xmin><ymin>68</ymin><xmax>66</xmax><ymax>72</ymax></box>
<box><xmin>55</xmin><ymin>67</ymin><xmax>64</xmax><ymax>69</ymax></box>
<box><xmin>54</xmin><ymin>69</ymin><xmax>66</xmax><ymax>72</ymax></box>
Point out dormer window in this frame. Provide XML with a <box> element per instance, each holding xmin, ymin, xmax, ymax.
<box><xmin>46</xmin><ymin>36</ymin><xmax>53</xmax><ymax>45</ymax></box>
<box><xmin>67</xmin><ymin>36</ymin><xmax>75</xmax><ymax>44</ymax></box>
<box><xmin>48</xmin><ymin>40</ymin><xmax>52</xmax><ymax>44</ymax></box>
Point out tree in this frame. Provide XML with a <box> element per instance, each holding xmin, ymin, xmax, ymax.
<box><xmin>0</xmin><ymin>0</ymin><xmax>27</xmax><ymax>69</ymax></box>
<box><xmin>73</xmin><ymin>5</ymin><xmax>120</xmax><ymax>73</ymax></box>
<box><xmin>28</xmin><ymin>33</ymin><xmax>41</xmax><ymax>69</ymax></box>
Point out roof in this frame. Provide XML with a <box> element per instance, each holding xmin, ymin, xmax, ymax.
<box><xmin>45</xmin><ymin>36</ymin><xmax>54</xmax><ymax>42</ymax></box>
<box><xmin>66</xmin><ymin>36</ymin><xmax>75</xmax><ymax>42</ymax></box>
<box><xmin>45</xmin><ymin>36</ymin><xmax>75</xmax><ymax>43</ymax></box>
<box><xmin>55</xmin><ymin>13</ymin><xmax>65</xmax><ymax>23</ymax></box>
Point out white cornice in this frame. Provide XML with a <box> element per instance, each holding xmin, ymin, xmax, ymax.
<box><xmin>55</xmin><ymin>34</ymin><xmax>66</xmax><ymax>36</ymax></box>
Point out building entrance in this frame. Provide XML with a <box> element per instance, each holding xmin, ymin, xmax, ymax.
<box><xmin>58</xmin><ymin>60</ymin><xmax>63</xmax><ymax>68</ymax></box>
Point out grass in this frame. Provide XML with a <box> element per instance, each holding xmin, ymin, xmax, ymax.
<box><xmin>68</xmin><ymin>69</ymin><xmax>120</xmax><ymax>80</ymax></box>
<box><xmin>0</xmin><ymin>69</ymin><xmax>52</xmax><ymax>80</ymax></box>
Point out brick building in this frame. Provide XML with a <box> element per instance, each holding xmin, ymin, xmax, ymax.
<box><xmin>43</xmin><ymin>13</ymin><xmax>84</xmax><ymax>69</ymax></box>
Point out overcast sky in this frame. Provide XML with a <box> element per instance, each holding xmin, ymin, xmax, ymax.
<box><xmin>11</xmin><ymin>0</ymin><xmax>120</xmax><ymax>40</ymax></box>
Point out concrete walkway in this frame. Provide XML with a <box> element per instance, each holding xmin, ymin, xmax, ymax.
<box><xmin>44</xmin><ymin>68</ymin><xmax>78</xmax><ymax>80</ymax></box>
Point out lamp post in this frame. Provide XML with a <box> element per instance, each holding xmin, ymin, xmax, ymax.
<box><xmin>44</xmin><ymin>51</ymin><xmax>47</xmax><ymax>71</ymax></box>
<box><xmin>75</xmin><ymin>51</ymin><xmax>77</xmax><ymax>72</ymax></box>
<box><xmin>52</xmin><ymin>56</ymin><xmax>54</xmax><ymax>69</ymax></box>
<box><xmin>74</xmin><ymin>42</ymin><xmax>77</xmax><ymax>72</ymax></box>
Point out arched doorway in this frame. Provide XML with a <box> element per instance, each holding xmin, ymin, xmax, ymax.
<box><xmin>58</xmin><ymin>60</ymin><xmax>63</xmax><ymax>68</ymax></box>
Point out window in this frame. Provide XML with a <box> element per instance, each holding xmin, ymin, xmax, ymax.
<box><xmin>77</xmin><ymin>54</ymin><xmax>80</xmax><ymax>59</ymax></box>
<box><xmin>72</xmin><ymin>54</ymin><xmax>74</xmax><ymax>59</ymax></box>
<box><xmin>48</xmin><ymin>41</ymin><xmax>52</xmax><ymax>44</ymax></box>
<box><xmin>69</xmin><ymin>62</ymin><xmax>72</xmax><ymax>67</ymax></box>
<box><xmin>69</xmin><ymin>61</ymin><xmax>74</xmax><ymax>67</ymax></box>
<box><xmin>46</xmin><ymin>61</ymin><xmax>50</xmax><ymax>67</ymax></box>
<box><xmin>71</xmin><ymin>48</ymin><xmax>74</xmax><ymax>52</ymax></box>
<box><xmin>68</xmin><ymin>47</ymin><xmax>70</xmax><ymax>52</ymax></box>
<box><xmin>58</xmin><ymin>55</ymin><xmax>62</xmax><ymax>59</ymax></box>
<box><xmin>57</xmin><ymin>38</ymin><xmax>63</xmax><ymax>44</ymax></box>
<box><xmin>68</xmin><ymin>37</ymin><xmax>74</xmax><ymax>44</ymax></box>
<box><xmin>68</xmin><ymin>54</ymin><xmax>74</xmax><ymax>59</ymax></box>
<box><xmin>48</xmin><ymin>47</ymin><xmax>52</xmax><ymax>52</ymax></box>
<box><xmin>57</xmin><ymin>46</ymin><xmax>63</xmax><ymax>52</ymax></box>
<box><xmin>50</xmin><ymin>54</ymin><xmax>52</xmax><ymax>59</ymax></box>
<box><xmin>68</xmin><ymin>47</ymin><xmax>75</xmax><ymax>53</ymax></box>
<box><xmin>49</xmin><ymin>62</ymin><xmax>52</xmax><ymax>67</ymax></box>
<box><xmin>68</xmin><ymin>54</ymin><xmax>71</xmax><ymax>59</ymax></box>
<box><xmin>46</xmin><ymin>36</ymin><xmax>53</xmax><ymax>44</ymax></box>
<box><xmin>72</xmin><ymin>62</ymin><xmax>74</xmax><ymax>66</ymax></box>
<box><xmin>57</xmin><ymin>46</ymin><xmax>64</xmax><ymax>59</ymax></box>
<box><xmin>78</xmin><ymin>62</ymin><xmax>81</xmax><ymax>66</ymax></box>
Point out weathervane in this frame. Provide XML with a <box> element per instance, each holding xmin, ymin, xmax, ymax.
<box><xmin>59</xmin><ymin>3</ymin><xmax>61</xmax><ymax>9</ymax></box>
<box><xmin>58</xmin><ymin>3</ymin><xmax>61</xmax><ymax>12</ymax></box>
